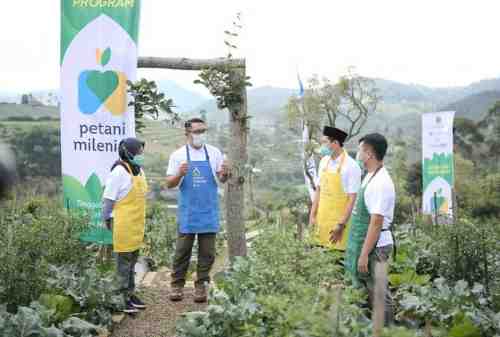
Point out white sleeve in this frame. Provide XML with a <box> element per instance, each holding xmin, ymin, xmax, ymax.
<box><xmin>315</xmin><ymin>158</ymin><xmax>326</xmax><ymax>187</ymax></box>
<box><xmin>213</xmin><ymin>147</ymin><xmax>224</xmax><ymax>172</ymax></box>
<box><xmin>103</xmin><ymin>166</ymin><xmax>129</xmax><ymax>201</ymax></box>
<box><xmin>365</xmin><ymin>180</ymin><xmax>395</xmax><ymax>217</ymax></box>
<box><xmin>345</xmin><ymin>162</ymin><xmax>362</xmax><ymax>194</ymax></box>
<box><xmin>166</xmin><ymin>153</ymin><xmax>180</xmax><ymax>176</ymax></box>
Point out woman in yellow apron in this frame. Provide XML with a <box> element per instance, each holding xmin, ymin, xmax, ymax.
<box><xmin>102</xmin><ymin>138</ymin><xmax>148</xmax><ymax>314</ymax></box>
<box><xmin>310</xmin><ymin>126</ymin><xmax>361</xmax><ymax>250</ymax></box>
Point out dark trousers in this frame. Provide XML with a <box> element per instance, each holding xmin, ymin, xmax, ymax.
<box><xmin>171</xmin><ymin>232</ymin><xmax>216</xmax><ymax>288</ymax></box>
<box><xmin>117</xmin><ymin>250</ymin><xmax>139</xmax><ymax>299</ymax></box>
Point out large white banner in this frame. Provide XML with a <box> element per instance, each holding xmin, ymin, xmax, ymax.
<box><xmin>422</xmin><ymin>111</ymin><xmax>455</xmax><ymax>216</ymax></box>
<box><xmin>60</xmin><ymin>1</ymin><xmax>141</xmax><ymax>233</ymax></box>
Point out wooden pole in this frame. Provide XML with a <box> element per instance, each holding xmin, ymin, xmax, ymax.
<box><xmin>225</xmin><ymin>68</ymin><xmax>249</xmax><ymax>260</ymax></box>
<box><xmin>138</xmin><ymin>56</ymin><xmax>244</xmax><ymax>71</ymax></box>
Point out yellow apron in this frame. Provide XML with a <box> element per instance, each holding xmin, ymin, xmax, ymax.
<box><xmin>113</xmin><ymin>163</ymin><xmax>148</xmax><ymax>253</ymax></box>
<box><xmin>315</xmin><ymin>151</ymin><xmax>351</xmax><ymax>250</ymax></box>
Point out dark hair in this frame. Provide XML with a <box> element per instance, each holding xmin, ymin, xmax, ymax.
<box><xmin>184</xmin><ymin>117</ymin><xmax>206</xmax><ymax>129</ymax></box>
<box><xmin>359</xmin><ymin>133</ymin><xmax>388</xmax><ymax>161</ymax></box>
<box><xmin>327</xmin><ymin>136</ymin><xmax>344</xmax><ymax>147</ymax></box>
<box><xmin>111</xmin><ymin>137</ymin><xmax>145</xmax><ymax>176</ymax></box>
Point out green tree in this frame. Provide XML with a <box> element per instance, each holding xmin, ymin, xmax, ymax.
<box><xmin>478</xmin><ymin>101</ymin><xmax>500</xmax><ymax>166</ymax></box>
<box><xmin>127</xmin><ymin>79</ymin><xmax>177</xmax><ymax>134</ymax></box>
<box><xmin>287</xmin><ymin>68</ymin><xmax>380</xmax><ymax>143</ymax></box>
<box><xmin>0</xmin><ymin>126</ymin><xmax>61</xmax><ymax>178</ymax></box>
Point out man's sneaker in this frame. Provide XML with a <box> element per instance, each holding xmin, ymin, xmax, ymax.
<box><xmin>130</xmin><ymin>294</ymin><xmax>146</xmax><ymax>309</ymax></box>
<box><xmin>123</xmin><ymin>300</ymin><xmax>140</xmax><ymax>314</ymax></box>
<box><xmin>194</xmin><ymin>285</ymin><xmax>208</xmax><ymax>303</ymax></box>
<box><xmin>169</xmin><ymin>287</ymin><xmax>184</xmax><ymax>302</ymax></box>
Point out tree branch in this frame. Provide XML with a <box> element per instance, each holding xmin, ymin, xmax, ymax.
<box><xmin>138</xmin><ymin>57</ymin><xmax>245</xmax><ymax>71</ymax></box>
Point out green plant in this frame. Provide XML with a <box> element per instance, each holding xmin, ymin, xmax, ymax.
<box><xmin>397</xmin><ymin>278</ymin><xmax>499</xmax><ymax>336</ymax></box>
<box><xmin>143</xmin><ymin>202</ymin><xmax>177</xmax><ymax>268</ymax></box>
<box><xmin>178</xmin><ymin>228</ymin><xmax>378</xmax><ymax>337</ymax></box>
<box><xmin>46</xmin><ymin>265</ymin><xmax>123</xmax><ymax>328</ymax></box>
<box><xmin>127</xmin><ymin>78</ymin><xmax>177</xmax><ymax>133</ymax></box>
<box><xmin>0</xmin><ymin>302</ymin><xmax>100</xmax><ymax>337</ymax></box>
<box><xmin>0</xmin><ymin>125</ymin><xmax>61</xmax><ymax>178</ymax></box>
<box><xmin>423</xmin><ymin>217</ymin><xmax>500</xmax><ymax>293</ymax></box>
<box><xmin>0</xmin><ymin>198</ymin><xmax>92</xmax><ymax>308</ymax></box>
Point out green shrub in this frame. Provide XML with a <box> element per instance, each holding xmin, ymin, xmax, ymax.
<box><xmin>46</xmin><ymin>265</ymin><xmax>123</xmax><ymax>328</ymax></box>
<box><xmin>0</xmin><ymin>302</ymin><xmax>100</xmax><ymax>337</ymax></box>
<box><xmin>0</xmin><ymin>198</ymin><xmax>92</xmax><ymax>308</ymax></box>
<box><xmin>397</xmin><ymin>278</ymin><xmax>500</xmax><ymax>336</ymax></box>
<box><xmin>143</xmin><ymin>202</ymin><xmax>177</xmax><ymax>268</ymax></box>
<box><xmin>422</xmin><ymin>217</ymin><xmax>500</xmax><ymax>293</ymax></box>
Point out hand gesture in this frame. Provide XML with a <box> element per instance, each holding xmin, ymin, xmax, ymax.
<box><xmin>309</xmin><ymin>214</ymin><xmax>317</xmax><ymax>226</ymax></box>
<box><xmin>220</xmin><ymin>159</ymin><xmax>229</xmax><ymax>177</ymax></box>
<box><xmin>329</xmin><ymin>224</ymin><xmax>344</xmax><ymax>243</ymax></box>
<box><xmin>179</xmin><ymin>161</ymin><xmax>189</xmax><ymax>176</ymax></box>
<box><xmin>358</xmin><ymin>254</ymin><xmax>369</xmax><ymax>274</ymax></box>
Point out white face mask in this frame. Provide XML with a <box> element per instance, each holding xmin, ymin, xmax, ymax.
<box><xmin>192</xmin><ymin>133</ymin><xmax>207</xmax><ymax>147</ymax></box>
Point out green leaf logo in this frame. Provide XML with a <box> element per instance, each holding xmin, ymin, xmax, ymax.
<box><xmin>63</xmin><ymin>173</ymin><xmax>103</xmax><ymax>205</ymax></box>
<box><xmin>85</xmin><ymin>173</ymin><xmax>103</xmax><ymax>203</ymax></box>
<box><xmin>101</xmin><ymin>47</ymin><xmax>111</xmax><ymax>66</ymax></box>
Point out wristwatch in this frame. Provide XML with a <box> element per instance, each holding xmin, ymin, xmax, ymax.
<box><xmin>336</xmin><ymin>223</ymin><xmax>345</xmax><ymax>230</ymax></box>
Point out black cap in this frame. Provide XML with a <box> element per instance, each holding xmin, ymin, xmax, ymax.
<box><xmin>323</xmin><ymin>126</ymin><xmax>348</xmax><ymax>143</ymax></box>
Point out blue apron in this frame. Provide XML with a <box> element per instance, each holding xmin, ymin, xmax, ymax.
<box><xmin>178</xmin><ymin>145</ymin><xmax>220</xmax><ymax>234</ymax></box>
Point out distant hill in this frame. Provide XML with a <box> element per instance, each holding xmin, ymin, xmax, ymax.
<box><xmin>0</xmin><ymin>103</ymin><xmax>59</xmax><ymax>120</ymax></box>
<box><xmin>0</xmin><ymin>91</ymin><xmax>20</xmax><ymax>104</ymax></box>
<box><xmin>191</xmin><ymin>86</ymin><xmax>295</xmax><ymax>125</ymax></box>
<box><xmin>375</xmin><ymin>77</ymin><xmax>500</xmax><ymax>106</ymax></box>
<box><xmin>5</xmin><ymin>75</ymin><xmax>500</xmax><ymax>129</ymax></box>
<box><xmin>438</xmin><ymin>90</ymin><xmax>500</xmax><ymax>121</ymax></box>
<box><xmin>157</xmin><ymin>80</ymin><xmax>208</xmax><ymax>113</ymax></box>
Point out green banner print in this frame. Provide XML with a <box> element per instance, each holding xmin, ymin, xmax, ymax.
<box><xmin>63</xmin><ymin>174</ymin><xmax>112</xmax><ymax>245</ymax></box>
<box><xmin>423</xmin><ymin>153</ymin><xmax>454</xmax><ymax>191</ymax></box>
<box><xmin>61</xmin><ymin>0</ymin><xmax>141</xmax><ymax>63</ymax></box>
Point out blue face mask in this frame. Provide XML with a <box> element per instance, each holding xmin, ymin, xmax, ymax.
<box><xmin>319</xmin><ymin>145</ymin><xmax>333</xmax><ymax>157</ymax></box>
<box><xmin>356</xmin><ymin>159</ymin><xmax>365</xmax><ymax>170</ymax></box>
<box><xmin>131</xmin><ymin>154</ymin><xmax>145</xmax><ymax>167</ymax></box>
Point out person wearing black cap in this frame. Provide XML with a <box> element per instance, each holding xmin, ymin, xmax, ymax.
<box><xmin>102</xmin><ymin>137</ymin><xmax>148</xmax><ymax>314</ymax></box>
<box><xmin>309</xmin><ymin>126</ymin><xmax>361</xmax><ymax>250</ymax></box>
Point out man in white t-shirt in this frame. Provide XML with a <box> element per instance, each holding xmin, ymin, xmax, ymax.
<box><xmin>345</xmin><ymin>133</ymin><xmax>395</xmax><ymax>325</ymax></box>
<box><xmin>166</xmin><ymin>118</ymin><xmax>229</xmax><ymax>303</ymax></box>
<box><xmin>309</xmin><ymin>126</ymin><xmax>361</xmax><ymax>250</ymax></box>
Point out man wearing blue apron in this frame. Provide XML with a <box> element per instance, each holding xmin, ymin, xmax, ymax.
<box><xmin>166</xmin><ymin>118</ymin><xmax>229</xmax><ymax>303</ymax></box>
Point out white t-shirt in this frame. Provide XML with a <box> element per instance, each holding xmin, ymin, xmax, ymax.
<box><xmin>316</xmin><ymin>153</ymin><xmax>362</xmax><ymax>194</ymax></box>
<box><xmin>103</xmin><ymin>165</ymin><xmax>133</xmax><ymax>202</ymax></box>
<box><xmin>361</xmin><ymin>166</ymin><xmax>395</xmax><ymax>247</ymax></box>
<box><xmin>166</xmin><ymin>144</ymin><xmax>224</xmax><ymax>181</ymax></box>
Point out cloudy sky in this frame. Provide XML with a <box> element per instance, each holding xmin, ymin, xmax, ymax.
<box><xmin>1</xmin><ymin>0</ymin><xmax>500</xmax><ymax>96</ymax></box>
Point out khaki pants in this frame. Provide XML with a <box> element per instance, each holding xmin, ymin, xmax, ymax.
<box><xmin>359</xmin><ymin>245</ymin><xmax>394</xmax><ymax>325</ymax></box>
<box><xmin>171</xmin><ymin>233</ymin><xmax>216</xmax><ymax>288</ymax></box>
